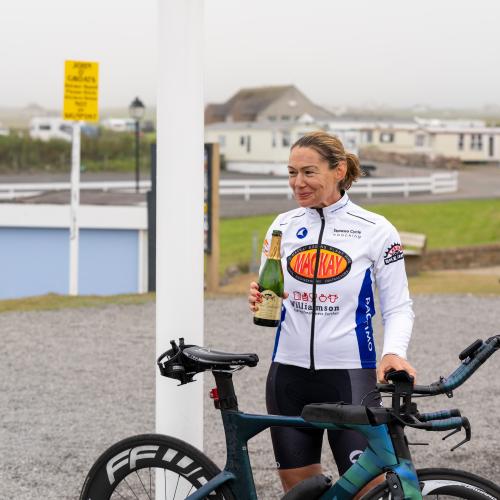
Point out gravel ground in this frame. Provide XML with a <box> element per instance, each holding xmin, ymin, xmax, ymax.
<box><xmin>1</xmin><ymin>295</ymin><xmax>499</xmax><ymax>499</ymax></box>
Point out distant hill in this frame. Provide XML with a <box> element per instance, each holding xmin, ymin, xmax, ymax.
<box><xmin>2</xmin><ymin>104</ymin><xmax>499</xmax><ymax>129</ymax></box>
<box><xmin>0</xmin><ymin>106</ymin><xmax>156</xmax><ymax>129</ymax></box>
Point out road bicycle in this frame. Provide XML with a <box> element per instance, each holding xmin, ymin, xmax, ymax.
<box><xmin>80</xmin><ymin>335</ymin><xmax>500</xmax><ymax>499</ymax></box>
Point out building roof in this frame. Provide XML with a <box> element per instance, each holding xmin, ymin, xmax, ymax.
<box><xmin>205</xmin><ymin>85</ymin><xmax>295</xmax><ymax>123</ymax></box>
<box><xmin>205</xmin><ymin>85</ymin><xmax>333</xmax><ymax>124</ymax></box>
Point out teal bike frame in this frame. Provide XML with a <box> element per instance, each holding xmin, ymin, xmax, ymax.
<box><xmin>186</xmin><ymin>372</ymin><xmax>420</xmax><ymax>500</ymax></box>
<box><xmin>156</xmin><ymin>335</ymin><xmax>500</xmax><ymax>500</ymax></box>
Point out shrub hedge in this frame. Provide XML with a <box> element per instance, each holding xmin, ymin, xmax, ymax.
<box><xmin>0</xmin><ymin>130</ymin><xmax>152</xmax><ymax>173</ymax></box>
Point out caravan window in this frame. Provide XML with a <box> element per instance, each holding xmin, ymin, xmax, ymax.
<box><xmin>60</xmin><ymin>124</ymin><xmax>73</xmax><ymax>135</ymax></box>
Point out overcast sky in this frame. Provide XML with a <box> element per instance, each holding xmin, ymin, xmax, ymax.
<box><xmin>1</xmin><ymin>0</ymin><xmax>499</xmax><ymax>110</ymax></box>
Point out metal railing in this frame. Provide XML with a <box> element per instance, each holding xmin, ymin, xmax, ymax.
<box><xmin>0</xmin><ymin>172</ymin><xmax>458</xmax><ymax>201</ymax></box>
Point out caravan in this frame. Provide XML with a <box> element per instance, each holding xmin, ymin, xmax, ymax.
<box><xmin>29</xmin><ymin>117</ymin><xmax>73</xmax><ymax>142</ymax></box>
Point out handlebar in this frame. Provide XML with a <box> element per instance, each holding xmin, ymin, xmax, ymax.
<box><xmin>418</xmin><ymin>409</ymin><xmax>461</xmax><ymax>422</ymax></box>
<box><xmin>377</xmin><ymin>335</ymin><xmax>500</xmax><ymax>396</ymax></box>
<box><xmin>420</xmin><ymin>416</ymin><xmax>467</xmax><ymax>431</ymax></box>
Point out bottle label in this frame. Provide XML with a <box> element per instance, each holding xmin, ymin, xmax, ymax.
<box><xmin>254</xmin><ymin>290</ymin><xmax>282</xmax><ymax>321</ymax></box>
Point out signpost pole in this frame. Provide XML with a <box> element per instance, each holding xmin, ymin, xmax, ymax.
<box><xmin>63</xmin><ymin>60</ymin><xmax>99</xmax><ymax>296</ymax></box>
<box><xmin>69</xmin><ymin>121</ymin><xmax>81</xmax><ymax>295</ymax></box>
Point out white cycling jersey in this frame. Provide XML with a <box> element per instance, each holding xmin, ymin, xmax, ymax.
<box><xmin>260</xmin><ymin>193</ymin><xmax>414</xmax><ymax>370</ymax></box>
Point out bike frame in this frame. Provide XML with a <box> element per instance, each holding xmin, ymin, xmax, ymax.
<box><xmin>155</xmin><ymin>336</ymin><xmax>499</xmax><ymax>500</ymax></box>
<box><xmin>185</xmin><ymin>372</ymin><xmax>421</xmax><ymax>500</ymax></box>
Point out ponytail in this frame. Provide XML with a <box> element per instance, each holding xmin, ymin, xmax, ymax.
<box><xmin>339</xmin><ymin>152</ymin><xmax>362</xmax><ymax>191</ymax></box>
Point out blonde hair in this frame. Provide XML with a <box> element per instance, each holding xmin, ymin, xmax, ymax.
<box><xmin>291</xmin><ymin>131</ymin><xmax>362</xmax><ymax>191</ymax></box>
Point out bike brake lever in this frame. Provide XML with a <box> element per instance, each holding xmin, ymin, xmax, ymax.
<box><xmin>443</xmin><ymin>418</ymin><xmax>471</xmax><ymax>451</ymax></box>
<box><xmin>442</xmin><ymin>427</ymin><xmax>460</xmax><ymax>441</ymax></box>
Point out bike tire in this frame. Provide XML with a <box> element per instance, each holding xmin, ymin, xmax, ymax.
<box><xmin>80</xmin><ymin>433</ymin><xmax>236</xmax><ymax>500</ymax></box>
<box><xmin>362</xmin><ymin>467</ymin><xmax>500</xmax><ymax>499</ymax></box>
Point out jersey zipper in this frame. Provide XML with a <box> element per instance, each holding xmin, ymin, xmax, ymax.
<box><xmin>310</xmin><ymin>208</ymin><xmax>326</xmax><ymax>371</ymax></box>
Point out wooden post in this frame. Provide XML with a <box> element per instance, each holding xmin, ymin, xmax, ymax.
<box><xmin>206</xmin><ymin>143</ymin><xmax>220</xmax><ymax>293</ymax></box>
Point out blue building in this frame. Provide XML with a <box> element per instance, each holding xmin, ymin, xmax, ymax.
<box><xmin>0</xmin><ymin>203</ymin><xmax>148</xmax><ymax>299</ymax></box>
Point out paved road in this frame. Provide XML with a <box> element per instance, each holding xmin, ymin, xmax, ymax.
<box><xmin>1</xmin><ymin>295</ymin><xmax>499</xmax><ymax>499</ymax></box>
<box><xmin>1</xmin><ymin>163</ymin><xmax>499</xmax><ymax>217</ymax></box>
<box><xmin>219</xmin><ymin>163</ymin><xmax>500</xmax><ymax>217</ymax></box>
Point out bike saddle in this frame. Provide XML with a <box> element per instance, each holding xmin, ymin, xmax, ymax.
<box><xmin>182</xmin><ymin>346</ymin><xmax>259</xmax><ymax>369</ymax></box>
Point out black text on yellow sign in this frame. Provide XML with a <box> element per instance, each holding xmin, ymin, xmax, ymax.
<box><xmin>63</xmin><ymin>60</ymin><xmax>99</xmax><ymax>122</ymax></box>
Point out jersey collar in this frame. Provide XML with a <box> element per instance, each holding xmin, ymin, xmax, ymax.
<box><xmin>305</xmin><ymin>192</ymin><xmax>350</xmax><ymax>220</ymax></box>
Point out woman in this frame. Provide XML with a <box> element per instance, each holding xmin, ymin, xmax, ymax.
<box><xmin>248</xmin><ymin>131</ymin><xmax>416</xmax><ymax>494</ymax></box>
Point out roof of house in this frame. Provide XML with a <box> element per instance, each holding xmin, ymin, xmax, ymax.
<box><xmin>206</xmin><ymin>85</ymin><xmax>295</xmax><ymax>123</ymax></box>
<box><xmin>205</xmin><ymin>85</ymin><xmax>333</xmax><ymax>123</ymax></box>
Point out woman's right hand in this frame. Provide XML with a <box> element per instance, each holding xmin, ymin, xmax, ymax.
<box><xmin>248</xmin><ymin>281</ymin><xmax>261</xmax><ymax>313</ymax></box>
<box><xmin>249</xmin><ymin>281</ymin><xmax>288</xmax><ymax>313</ymax></box>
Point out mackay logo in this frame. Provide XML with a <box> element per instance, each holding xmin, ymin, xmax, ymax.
<box><xmin>384</xmin><ymin>242</ymin><xmax>404</xmax><ymax>265</ymax></box>
<box><xmin>287</xmin><ymin>244</ymin><xmax>352</xmax><ymax>284</ymax></box>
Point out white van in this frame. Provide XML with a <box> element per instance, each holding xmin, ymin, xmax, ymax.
<box><xmin>29</xmin><ymin>117</ymin><xmax>73</xmax><ymax>142</ymax></box>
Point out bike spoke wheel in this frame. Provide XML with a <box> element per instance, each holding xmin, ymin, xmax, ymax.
<box><xmin>109</xmin><ymin>466</ymin><xmax>201</xmax><ymax>499</ymax></box>
<box><xmin>80</xmin><ymin>434</ymin><xmax>235</xmax><ymax>500</ymax></box>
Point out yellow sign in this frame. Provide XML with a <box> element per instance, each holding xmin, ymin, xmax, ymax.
<box><xmin>63</xmin><ymin>60</ymin><xmax>99</xmax><ymax>122</ymax></box>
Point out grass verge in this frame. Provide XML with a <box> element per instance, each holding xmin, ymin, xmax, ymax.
<box><xmin>219</xmin><ymin>199</ymin><xmax>500</xmax><ymax>276</ymax></box>
<box><xmin>409</xmin><ymin>270</ymin><xmax>500</xmax><ymax>295</ymax></box>
<box><xmin>1</xmin><ymin>269</ymin><xmax>498</xmax><ymax>314</ymax></box>
<box><xmin>215</xmin><ymin>269</ymin><xmax>500</xmax><ymax>297</ymax></box>
<box><xmin>0</xmin><ymin>292</ymin><xmax>155</xmax><ymax>314</ymax></box>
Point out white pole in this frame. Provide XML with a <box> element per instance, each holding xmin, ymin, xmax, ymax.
<box><xmin>156</xmin><ymin>0</ymin><xmax>204</xmax><ymax>457</ymax></box>
<box><xmin>69</xmin><ymin>121</ymin><xmax>80</xmax><ymax>296</ymax></box>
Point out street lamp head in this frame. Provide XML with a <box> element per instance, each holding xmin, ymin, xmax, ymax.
<box><xmin>129</xmin><ymin>97</ymin><xmax>146</xmax><ymax>121</ymax></box>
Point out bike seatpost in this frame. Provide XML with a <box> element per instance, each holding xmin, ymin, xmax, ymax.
<box><xmin>212</xmin><ymin>371</ymin><xmax>239</xmax><ymax>411</ymax></box>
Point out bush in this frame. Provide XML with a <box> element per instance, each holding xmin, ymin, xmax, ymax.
<box><xmin>0</xmin><ymin>135</ymin><xmax>70</xmax><ymax>173</ymax></box>
<box><xmin>0</xmin><ymin>129</ymin><xmax>153</xmax><ymax>173</ymax></box>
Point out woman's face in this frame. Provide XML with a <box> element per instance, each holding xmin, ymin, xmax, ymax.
<box><xmin>288</xmin><ymin>146</ymin><xmax>346</xmax><ymax>208</ymax></box>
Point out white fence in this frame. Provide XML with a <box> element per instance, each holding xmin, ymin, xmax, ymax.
<box><xmin>0</xmin><ymin>180</ymin><xmax>152</xmax><ymax>200</ymax></box>
<box><xmin>219</xmin><ymin>172</ymin><xmax>458</xmax><ymax>200</ymax></box>
<box><xmin>0</xmin><ymin>172</ymin><xmax>458</xmax><ymax>201</ymax></box>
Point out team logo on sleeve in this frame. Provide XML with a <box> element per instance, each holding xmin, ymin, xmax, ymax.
<box><xmin>262</xmin><ymin>238</ymin><xmax>270</xmax><ymax>257</ymax></box>
<box><xmin>296</xmin><ymin>227</ymin><xmax>308</xmax><ymax>239</ymax></box>
<box><xmin>287</xmin><ymin>244</ymin><xmax>352</xmax><ymax>284</ymax></box>
<box><xmin>384</xmin><ymin>242</ymin><xmax>404</xmax><ymax>265</ymax></box>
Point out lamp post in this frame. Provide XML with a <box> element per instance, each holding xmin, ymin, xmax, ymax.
<box><xmin>129</xmin><ymin>97</ymin><xmax>145</xmax><ymax>193</ymax></box>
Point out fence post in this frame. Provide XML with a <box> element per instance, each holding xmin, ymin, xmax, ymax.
<box><xmin>430</xmin><ymin>173</ymin><xmax>436</xmax><ymax>194</ymax></box>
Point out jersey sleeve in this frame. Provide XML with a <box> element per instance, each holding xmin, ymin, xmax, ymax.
<box><xmin>372</xmin><ymin>221</ymin><xmax>415</xmax><ymax>359</ymax></box>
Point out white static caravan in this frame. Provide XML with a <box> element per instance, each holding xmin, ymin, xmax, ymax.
<box><xmin>29</xmin><ymin>117</ymin><xmax>73</xmax><ymax>142</ymax></box>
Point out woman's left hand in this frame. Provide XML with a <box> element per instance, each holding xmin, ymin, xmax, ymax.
<box><xmin>377</xmin><ymin>354</ymin><xmax>417</xmax><ymax>383</ymax></box>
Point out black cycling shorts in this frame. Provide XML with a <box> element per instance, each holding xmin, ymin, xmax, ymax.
<box><xmin>266</xmin><ymin>362</ymin><xmax>381</xmax><ymax>474</ymax></box>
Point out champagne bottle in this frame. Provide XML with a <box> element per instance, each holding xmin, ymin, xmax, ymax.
<box><xmin>254</xmin><ymin>230</ymin><xmax>284</xmax><ymax>327</ymax></box>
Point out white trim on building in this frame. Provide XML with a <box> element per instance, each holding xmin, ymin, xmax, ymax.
<box><xmin>0</xmin><ymin>204</ymin><xmax>147</xmax><ymax>230</ymax></box>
